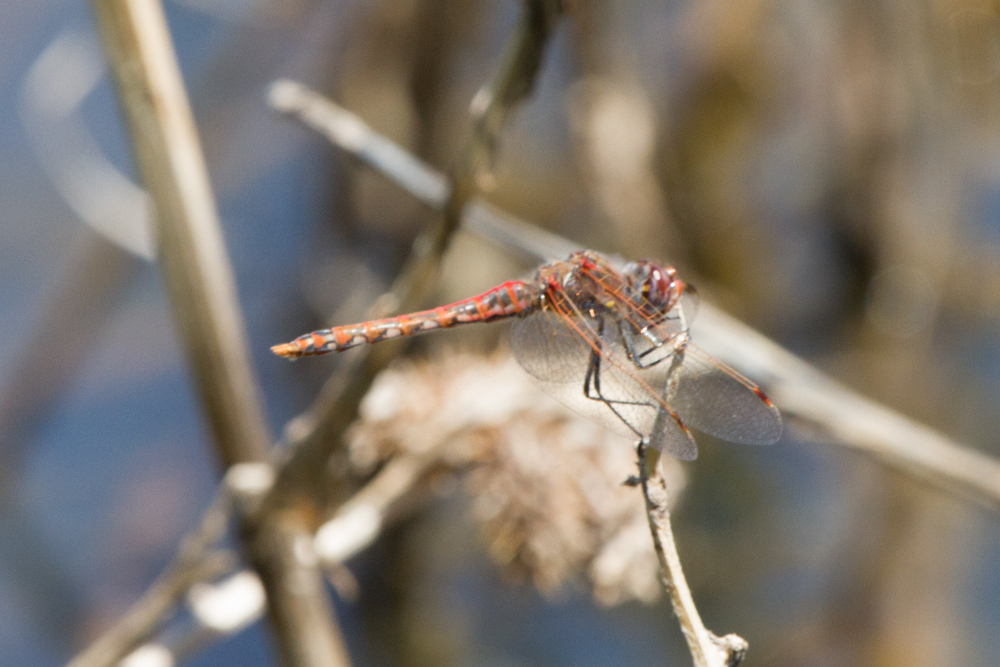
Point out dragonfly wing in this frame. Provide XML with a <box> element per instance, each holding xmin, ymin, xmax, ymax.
<box><xmin>511</xmin><ymin>310</ymin><xmax>651</xmax><ymax>440</ymax></box>
<box><xmin>513</xmin><ymin>257</ymin><xmax>777</xmax><ymax>453</ymax></box>
<box><xmin>510</xmin><ymin>308</ymin><xmax>589</xmax><ymax>384</ymax></box>
<box><xmin>511</xmin><ymin>309</ymin><xmax>698</xmax><ymax>460</ymax></box>
<box><xmin>664</xmin><ymin>342</ymin><xmax>783</xmax><ymax>445</ymax></box>
<box><xmin>649</xmin><ymin>407</ymin><xmax>698</xmax><ymax>461</ymax></box>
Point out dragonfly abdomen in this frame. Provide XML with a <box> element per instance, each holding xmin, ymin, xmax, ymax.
<box><xmin>272</xmin><ymin>280</ymin><xmax>535</xmax><ymax>359</ymax></box>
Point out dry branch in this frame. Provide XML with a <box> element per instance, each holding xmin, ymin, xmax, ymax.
<box><xmin>70</xmin><ymin>3</ymin><xmax>566</xmax><ymax>663</ymax></box>
<box><xmin>84</xmin><ymin>2</ymin><xmax>351</xmax><ymax>666</ymax></box>
<box><xmin>261</xmin><ymin>0</ymin><xmax>564</xmax><ymax>510</ymax></box>
<box><xmin>66</xmin><ymin>498</ymin><xmax>232</xmax><ymax>667</ymax></box>
<box><xmin>271</xmin><ymin>83</ymin><xmax>1000</xmax><ymax>515</ymax></box>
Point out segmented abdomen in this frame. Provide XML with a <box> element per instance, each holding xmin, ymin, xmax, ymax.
<box><xmin>272</xmin><ymin>281</ymin><xmax>535</xmax><ymax>359</ymax></box>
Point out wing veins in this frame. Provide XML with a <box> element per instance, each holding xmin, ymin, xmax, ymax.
<box><xmin>546</xmin><ymin>284</ymin><xmax>690</xmax><ymax>427</ymax></box>
<box><xmin>578</xmin><ymin>265</ymin><xmax>687</xmax><ymax>347</ymax></box>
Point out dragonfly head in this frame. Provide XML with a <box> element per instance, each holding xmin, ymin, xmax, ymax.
<box><xmin>626</xmin><ymin>260</ymin><xmax>683</xmax><ymax>311</ymax></box>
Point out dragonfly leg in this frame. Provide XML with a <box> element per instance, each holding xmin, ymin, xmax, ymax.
<box><xmin>582</xmin><ymin>349</ymin><xmax>652</xmax><ymax>439</ymax></box>
<box><xmin>619</xmin><ymin>320</ymin><xmax>686</xmax><ymax>370</ymax></box>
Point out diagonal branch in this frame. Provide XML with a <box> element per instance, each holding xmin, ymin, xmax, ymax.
<box><xmin>439</xmin><ymin>0</ymin><xmax>563</xmax><ymax>260</ymax></box>
<box><xmin>689</xmin><ymin>307</ymin><xmax>1000</xmax><ymax>514</ymax></box>
<box><xmin>269</xmin><ymin>83</ymin><xmax>1000</xmax><ymax>515</ymax></box>
<box><xmin>261</xmin><ymin>0</ymin><xmax>564</xmax><ymax>511</ymax></box>
<box><xmin>66</xmin><ymin>497</ymin><xmax>233</xmax><ymax>667</ymax></box>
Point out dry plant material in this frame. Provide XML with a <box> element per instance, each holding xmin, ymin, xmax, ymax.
<box><xmin>346</xmin><ymin>351</ymin><xmax>686</xmax><ymax>606</ymax></box>
<box><xmin>276</xmin><ymin>82</ymin><xmax>1000</xmax><ymax>517</ymax></box>
<box><xmin>89</xmin><ymin>2</ymin><xmax>350</xmax><ymax>666</ymax></box>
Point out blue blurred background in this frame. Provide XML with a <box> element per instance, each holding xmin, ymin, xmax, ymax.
<box><xmin>4</xmin><ymin>1</ymin><xmax>1000</xmax><ymax>665</ymax></box>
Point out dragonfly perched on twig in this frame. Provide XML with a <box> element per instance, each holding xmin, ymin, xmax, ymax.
<box><xmin>272</xmin><ymin>250</ymin><xmax>782</xmax><ymax>460</ymax></box>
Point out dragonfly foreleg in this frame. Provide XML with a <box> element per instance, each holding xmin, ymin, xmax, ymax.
<box><xmin>619</xmin><ymin>319</ymin><xmax>686</xmax><ymax>370</ymax></box>
<box><xmin>582</xmin><ymin>349</ymin><xmax>652</xmax><ymax>439</ymax></box>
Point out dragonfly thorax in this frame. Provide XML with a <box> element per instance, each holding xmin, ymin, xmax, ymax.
<box><xmin>536</xmin><ymin>252</ymin><xmax>684</xmax><ymax>318</ymax></box>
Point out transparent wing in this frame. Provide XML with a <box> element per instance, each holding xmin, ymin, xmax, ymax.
<box><xmin>677</xmin><ymin>284</ymin><xmax>699</xmax><ymax>326</ymax></box>
<box><xmin>652</xmin><ymin>341</ymin><xmax>783</xmax><ymax>445</ymax></box>
<box><xmin>579</xmin><ymin>263</ymin><xmax>779</xmax><ymax>445</ymax></box>
<box><xmin>510</xmin><ymin>304</ymin><xmax>698</xmax><ymax>460</ymax></box>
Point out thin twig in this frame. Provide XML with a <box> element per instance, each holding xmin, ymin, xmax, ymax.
<box><xmin>66</xmin><ymin>497</ymin><xmax>233</xmax><ymax>667</ymax></box>
<box><xmin>85</xmin><ymin>2</ymin><xmax>351</xmax><ymax>666</ymax></box>
<box><xmin>638</xmin><ymin>444</ymin><xmax>747</xmax><ymax>667</ymax></box>
<box><xmin>438</xmin><ymin>0</ymin><xmax>563</xmax><ymax>265</ymax></box>
<box><xmin>274</xmin><ymin>84</ymin><xmax>1000</xmax><ymax>515</ymax></box>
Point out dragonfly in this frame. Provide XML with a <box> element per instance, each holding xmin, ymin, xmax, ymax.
<box><xmin>272</xmin><ymin>250</ymin><xmax>782</xmax><ymax>460</ymax></box>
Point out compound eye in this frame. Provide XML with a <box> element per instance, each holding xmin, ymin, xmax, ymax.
<box><xmin>652</xmin><ymin>269</ymin><xmax>670</xmax><ymax>305</ymax></box>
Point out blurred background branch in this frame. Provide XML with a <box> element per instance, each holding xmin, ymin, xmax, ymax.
<box><xmin>260</xmin><ymin>0</ymin><xmax>564</xmax><ymax>514</ymax></box>
<box><xmin>269</xmin><ymin>81</ymin><xmax>1000</xmax><ymax>515</ymax></box>
<box><xmin>66</xmin><ymin>495</ymin><xmax>232</xmax><ymax>667</ymax></box>
<box><xmin>88</xmin><ymin>0</ymin><xmax>350</xmax><ymax>666</ymax></box>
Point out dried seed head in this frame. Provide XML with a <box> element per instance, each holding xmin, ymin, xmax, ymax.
<box><xmin>346</xmin><ymin>352</ymin><xmax>686</xmax><ymax>605</ymax></box>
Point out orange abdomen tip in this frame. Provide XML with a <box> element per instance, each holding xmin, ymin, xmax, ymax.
<box><xmin>271</xmin><ymin>342</ymin><xmax>302</xmax><ymax>359</ymax></box>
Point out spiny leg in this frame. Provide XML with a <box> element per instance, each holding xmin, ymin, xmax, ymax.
<box><xmin>582</xmin><ymin>347</ymin><xmax>651</xmax><ymax>440</ymax></box>
<box><xmin>619</xmin><ymin>315</ymin><xmax>687</xmax><ymax>370</ymax></box>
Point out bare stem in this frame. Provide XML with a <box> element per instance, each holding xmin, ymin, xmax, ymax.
<box><xmin>85</xmin><ymin>2</ymin><xmax>351</xmax><ymax>666</ymax></box>
<box><xmin>439</xmin><ymin>0</ymin><xmax>562</xmax><ymax>257</ymax></box>
<box><xmin>638</xmin><ymin>445</ymin><xmax>747</xmax><ymax>667</ymax></box>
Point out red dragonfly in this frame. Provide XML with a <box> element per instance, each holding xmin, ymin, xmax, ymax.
<box><xmin>272</xmin><ymin>251</ymin><xmax>782</xmax><ymax>460</ymax></box>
